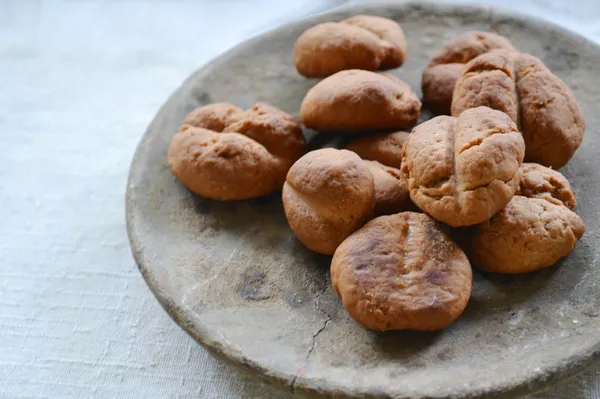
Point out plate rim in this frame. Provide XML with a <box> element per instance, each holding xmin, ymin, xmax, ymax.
<box><xmin>125</xmin><ymin>1</ymin><xmax>600</xmax><ymax>397</ymax></box>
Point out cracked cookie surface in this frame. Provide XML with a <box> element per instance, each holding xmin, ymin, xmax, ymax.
<box><xmin>518</xmin><ymin>163</ymin><xmax>576</xmax><ymax>209</ymax></box>
<box><xmin>331</xmin><ymin>212</ymin><xmax>472</xmax><ymax>331</ymax></box>
<box><xmin>401</xmin><ymin>106</ymin><xmax>525</xmax><ymax>226</ymax></box>
<box><xmin>470</xmin><ymin>196</ymin><xmax>585</xmax><ymax>274</ymax></box>
<box><xmin>294</xmin><ymin>15</ymin><xmax>407</xmax><ymax>77</ymax></box>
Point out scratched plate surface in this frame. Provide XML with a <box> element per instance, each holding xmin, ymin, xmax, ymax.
<box><xmin>126</xmin><ymin>2</ymin><xmax>600</xmax><ymax>398</ymax></box>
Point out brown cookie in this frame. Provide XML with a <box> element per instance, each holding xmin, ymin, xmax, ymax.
<box><xmin>422</xmin><ymin>32</ymin><xmax>515</xmax><ymax>114</ymax></box>
<box><xmin>300</xmin><ymin>70</ymin><xmax>421</xmax><ymax>132</ymax></box>
<box><xmin>282</xmin><ymin>148</ymin><xmax>375</xmax><ymax>255</ymax></box>
<box><xmin>181</xmin><ymin>103</ymin><xmax>240</xmax><ymax>132</ymax></box>
<box><xmin>346</xmin><ymin>132</ymin><xmax>413</xmax><ymax>215</ymax></box>
<box><xmin>401</xmin><ymin>106</ymin><xmax>525</xmax><ymax>227</ymax></box>
<box><xmin>471</xmin><ymin>196</ymin><xmax>585</xmax><ymax>274</ymax></box>
<box><xmin>364</xmin><ymin>160</ymin><xmax>411</xmax><ymax>216</ymax></box>
<box><xmin>331</xmin><ymin>212</ymin><xmax>472</xmax><ymax>331</ymax></box>
<box><xmin>422</xmin><ymin>63</ymin><xmax>465</xmax><ymax>115</ymax></box>
<box><xmin>452</xmin><ymin>49</ymin><xmax>585</xmax><ymax>168</ymax></box>
<box><xmin>345</xmin><ymin>131</ymin><xmax>409</xmax><ymax>168</ymax></box>
<box><xmin>294</xmin><ymin>15</ymin><xmax>407</xmax><ymax>77</ymax></box>
<box><xmin>518</xmin><ymin>163</ymin><xmax>576</xmax><ymax>209</ymax></box>
<box><xmin>168</xmin><ymin>102</ymin><xmax>305</xmax><ymax>200</ymax></box>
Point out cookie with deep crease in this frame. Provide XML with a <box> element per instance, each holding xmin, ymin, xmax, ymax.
<box><xmin>401</xmin><ymin>106</ymin><xmax>525</xmax><ymax>227</ymax></box>
<box><xmin>168</xmin><ymin>102</ymin><xmax>305</xmax><ymax>200</ymax></box>
<box><xmin>422</xmin><ymin>31</ymin><xmax>515</xmax><ymax>114</ymax></box>
<box><xmin>294</xmin><ymin>15</ymin><xmax>407</xmax><ymax>77</ymax></box>
<box><xmin>452</xmin><ymin>49</ymin><xmax>585</xmax><ymax>168</ymax></box>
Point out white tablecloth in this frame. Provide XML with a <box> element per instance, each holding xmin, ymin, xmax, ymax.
<box><xmin>1</xmin><ymin>1</ymin><xmax>599</xmax><ymax>398</ymax></box>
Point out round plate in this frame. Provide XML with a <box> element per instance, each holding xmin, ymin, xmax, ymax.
<box><xmin>126</xmin><ymin>2</ymin><xmax>600</xmax><ymax>398</ymax></box>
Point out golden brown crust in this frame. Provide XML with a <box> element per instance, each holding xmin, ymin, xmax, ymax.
<box><xmin>168</xmin><ymin>102</ymin><xmax>305</xmax><ymax>200</ymax></box>
<box><xmin>451</xmin><ymin>50</ymin><xmax>520</xmax><ymax>123</ymax></box>
<box><xmin>294</xmin><ymin>15</ymin><xmax>407</xmax><ymax>77</ymax></box>
<box><xmin>516</xmin><ymin>54</ymin><xmax>585</xmax><ymax>168</ymax></box>
<box><xmin>342</xmin><ymin>15</ymin><xmax>407</xmax><ymax>69</ymax></box>
<box><xmin>345</xmin><ymin>132</ymin><xmax>413</xmax><ymax>215</ymax></box>
<box><xmin>452</xmin><ymin>50</ymin><xmax>585</xmax><ymax>168</ymax></box>
<box><xmin>421</xmin><ymin>63</ymin><xmax>464</xmax><ymax>114</ymax></box>
<box><xmin>364</xmin><ymin>160</ymin><xmax>412</xmax><ymax>216</ymax></box>
<box><xmin>471</xmin><ymin>196</ymin><xmax>585</xmax><ymax>274</ymax></box>
<box><xmin>331</xmin><ymin>212</ymin><xmax>472</xmax><ymax>331</ymax></box>
<box><xmin>401</xmin><ymin>107</ymin><xmax>525</xmax><ymax>227</ymax></box>
<box><xmin>181</xmin><ymin>103</ymin><xmax>241</xmax><ymax>132</ymax></box>
<box><xmin>422</xmin><ymin>32</ymin><xmax>515</xmax><ymax>114</ymax></box>
<box><xmin>300</xmin><ymin>70</ymin><xmax>421</xmax><ymax>132</ymax></box>
<box><xmin>518</xmin><ymin>163</ymin><xmax>576</xmax><ymax>209</ymax></box>
<box><xmin>282</xmin><ymin>148</ymin><xmax>375</xmax><ymax>255</ymax></box>
<box><xmin>428</xmin><ymin>32</ymin><xmax>515</xmax><ymax>66</ymax></box>
<box><xmin>345</xmin><ymin>131</ymin><xmax>409</xmax><ymax>168</ymax></box>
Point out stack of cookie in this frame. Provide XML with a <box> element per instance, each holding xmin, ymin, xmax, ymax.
<box><xmin>167</xmin><ymin>17</ymin><xmax>586</xmax><ymax>332</ymax></box>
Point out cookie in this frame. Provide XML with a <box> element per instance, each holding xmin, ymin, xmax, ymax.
<box><xmin>422</xmin><ymin>32</ymin><xmax>515</xmax><ymax>114</ymax></box>
<box><xmin>168</xmin><ymin>102</ymin><xmax>305</xmax><ymax>200</ymax></box>
<box><xmin>331</xmin><ymin>212</ymin><xmax>472</xmax><ymax>331</ymax></box>
<box><xmin>401</xmin><ymin>106</ymin><xmax>525</xmax><ymax>226</ymax></box>
<box><xmin>282</xmin><ymin>148</ymin><xmax>375</xmax><ymax>255</ymax></box>
<box><xmin>294</xmin><ymin>15</ymin><xmax>407</xmax><ymax>77</ymax></box>
<box><xmin>300</xmin><ymin>70</ymin><xmax>421</xmax><ymax>132</ymax></box>
<box><xmin>346</xmin><ymin>132</ymin><xmax>413</xmax><ymax>215</ymax></box>
<box><xmin>345</xmin><ymin>131</ymin><xmax>409</xmax><ymax>169</ymax></box>
<box><xmin>471</xmin><ymin>196</ymin><xmax>585</xmax><ymax>274</ymax></box>
<box><xmin>364</xmin><ymin>160</ymin><xmax>412</xmax><ymax>216</ymax></box>
<box><xmin>452</xmin><ymin>49</ymin><xmax>585</xmax><ymax>168</ymax></box>
<box><xmin>518</xmin><ymin>163</ymin><xmax>576</xmax><ymax>209</ymax></box>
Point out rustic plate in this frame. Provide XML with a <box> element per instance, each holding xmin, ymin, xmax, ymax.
<box><xmin>126</xmin><ymin>2</ymin><xmax>600</xmax><ymax>398</ymax></box>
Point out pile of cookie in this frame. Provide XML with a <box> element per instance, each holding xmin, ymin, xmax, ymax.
<box><xmin>168</xmin><ymin>16</ymin><xmax>586</xmax><ymax>332</ymax></box>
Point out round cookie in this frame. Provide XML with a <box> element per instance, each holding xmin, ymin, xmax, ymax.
<box><xmin>471</xmin><ymin>196</ymin><xmax>585</xmax><ymax>274</ymax></box>
<box><xmin>401</xmin><ymin>106</ymin><xmax>525</xmax><ymax>227</ymax></box>
<box><xmin>300</xmin><ymin>70</ymin><xmax>421</xmax><ymax>133</ymax></box>
<box><xmin>346</xmin><ymin>132</ymin><xmax>413</xmax><ymax>215</ymax></box>
<box><xmin>331</xmin><ymin>212</ymin><xmax>472</xmax><ymax>331</ymax></box>
<box><xmin>168</xmin><ymin>102</ymin><xmax>305</xmax><ymax>200</ymax></box>
<box><xmin>452</xmin><ymin>49</ymin><xmax>585</xmax><ymax>168</ymax></box>
<box><xmin>422</xmin><ymin>31</ymin><xmax>515</xmax><ymax>114</ymax></box>
<box><xmin>294</xmin><ymin>15</ymin><xmax>407</xmax><ymax>77</ymax></box>
<box><xmin>282</xmin><ymin>148</ymin><xmax>375</xmax><ymax>255</ymax></box>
